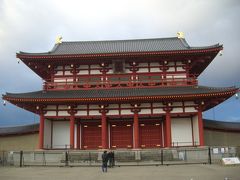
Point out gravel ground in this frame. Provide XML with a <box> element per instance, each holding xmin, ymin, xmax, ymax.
<box><xmin>0</xmin><ymin>164</ymin><xmax>239</xmax><ymax>180</ymax></box>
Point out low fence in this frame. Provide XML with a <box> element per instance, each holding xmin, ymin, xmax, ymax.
<box><xmin>2</xmin><ymin>146</ymin><xmax>239</xmax><ymax>167</ymax></box>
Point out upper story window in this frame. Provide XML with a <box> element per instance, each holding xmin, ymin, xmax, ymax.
<box><xmin>113</xmin><ymin>60</ymin><xmax>125</xmax><ymax>73</ymax></box>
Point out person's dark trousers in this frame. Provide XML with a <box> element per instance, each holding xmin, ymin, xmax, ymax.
<box><xmin>102</xmin><ymin>164</ymin><xmax>107</xmax><ymax>172</ymax></box>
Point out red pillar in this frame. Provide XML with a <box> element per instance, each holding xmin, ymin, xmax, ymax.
<box><xmin>101</xmin><ymin>111</ymin><xmax>108</xmax><ymax>149</ymax></box>
<box><xmin>165</xmin><ymin>111</ymin><xmax>172</xmax><ymax>147</ymax></box>
<box><xmin>70</xmin><ymin>114</ymin><xmax>75</xmax><ymax>149</ymax></box>
<box><xmin>77</xmin><ymin>123</ymin><xmax>80</xmax><ymax>149</ymax></box>
<box><xmin>133</xmin><ymin>112</ymin><xmax>140</xmax><ymax>149</ymax></box>
<box><xmin>197</xmin><ymin>107</ymin><xmax>204</xmax><ymax>146</ymax></box>
<box><xmin>38</xmin><ymin>113</ymin><xmax>44</xmax><ymax>149</ymax></box>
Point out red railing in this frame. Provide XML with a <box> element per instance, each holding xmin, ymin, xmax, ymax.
<box><xmin>43</xmin><ymin>74</ymin><xmax>198</xmax><ymax>90</ymax></box>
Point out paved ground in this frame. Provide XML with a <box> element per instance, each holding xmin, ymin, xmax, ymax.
<box><xmin>0</xmin><ymin>164</ymin><xmax>239</xmax><ymax>180</ymax></box>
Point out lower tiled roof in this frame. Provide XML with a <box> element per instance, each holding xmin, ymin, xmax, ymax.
<box><xmin>3</xmin><ymin>86</ymin><xmax>236</xmax><ymax>100</ymax></box>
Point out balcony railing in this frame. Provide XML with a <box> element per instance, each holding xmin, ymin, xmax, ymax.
<box><xmin>43</xmin><ymin>74</ymin><xmax>198</xmax><ymax>90</ymax></box>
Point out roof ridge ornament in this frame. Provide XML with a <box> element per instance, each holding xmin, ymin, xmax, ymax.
<box><xmin>55</xmin><ymin>36</ymin><xmax>63</xmax><ymax>44</ymax></box>
<box><xmin>177</xmin><ymin>32</ymin><xmax>184</xmax><ymax>39</ymax></box>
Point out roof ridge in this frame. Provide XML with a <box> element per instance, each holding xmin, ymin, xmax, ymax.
<box><xmin>61</xmin><ymin>37</ymin><xmax>179</xmax><ymax>44</ymax></box>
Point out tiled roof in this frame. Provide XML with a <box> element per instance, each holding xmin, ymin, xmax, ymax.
<box><xmin>3</xmin><ymin>86</ymin><xmax>235</xmax><ymax>100</ymax></box>
<box><xmin>18</xmin><ymin>37</ymin><xmax>221</xmax><ymax>56</ymax></box>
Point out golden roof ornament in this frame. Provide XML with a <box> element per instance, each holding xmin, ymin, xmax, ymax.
<box><xmin>177</xmin><ymin>32</ymin><xmax>184</xmax><ymax>39</ymax></box>
<box><xmin>55</xmin><ymin>36</ymin><xmax>63</xmax><ymax>44</ymax></box>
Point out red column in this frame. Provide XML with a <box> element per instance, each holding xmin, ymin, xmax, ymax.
<box><xmin>165</xmin><ymin>111</ymin><xmax>172</xmax><ymax>147</ymax></box>
<box><xmin>70</xmin><ymin>114</ymin><xmax>75</xmax><ymax>149</ymax></box>
<box><xmin>38</xmin><ymin>113</ymin><xmax>44</xmax><ymax>149</ymax></box>
<box><xmin>133</xmin><ymin>112</ymin><xmax>140</xmax><ymax>149</ymax></box>
<box><xmin>101</xmin><ymin>111</ymin><xmax>108</xmax><ymax>149</ymax></box>
<box><xmin>77</xmin><ymin>122</ymin><xmax>80</xmax><ymax>149</ymax></box>
<box><xmin>197</xmin><ymin>107</ymin><xmax>204</xmax><ymax>146</ymax></box>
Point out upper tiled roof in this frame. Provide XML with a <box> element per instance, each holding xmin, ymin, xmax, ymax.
<box><xmin>18</xmin><ymin>37</ymin><xmax>221</xmax><ymax>56</ymax></box>
<box><xmin>3</xmin><ymin>86</ymin><xmax>236</xmax><ymax>100</ymax></box>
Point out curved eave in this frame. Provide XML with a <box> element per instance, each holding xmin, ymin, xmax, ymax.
<box><xmin>16</xmin><ymin>46</ymin><xmax>222</xmax><ymax>60</ymax></box>
<box><xmin>3</xmin><ymin>89</ymin><xmax>236</xmax><ymax>104</ymax></box>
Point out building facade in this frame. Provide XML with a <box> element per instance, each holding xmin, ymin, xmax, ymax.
<box><xmin>2</xmin><ymin>35</ymin><xmax>238</xmax><ymax>150</ymax></box>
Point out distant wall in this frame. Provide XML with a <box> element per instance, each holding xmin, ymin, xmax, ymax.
<box><xmin>0</xmin><ymin>133</ymin><xmax>38</xmax><ymax>151</ymax></box>
<box><xmin>204</xmin><ymin>129</ymin><xmax>240</xmax><ymax>146</ymax></box>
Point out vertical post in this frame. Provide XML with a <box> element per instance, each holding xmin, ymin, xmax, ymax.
<box><xmin>165</xmin><ymin>110</ymin><xmax>172</xmax><ymax>147</ymax></box>
<box><xmin>133</xmin><ymin>111</ymin><xmax>140</xmax><ymax>149</ymax></box>
<box><xmin>101</xmin><ymin>111</ymin><xmax>108</xmax><ymax>149</ymax></box>
<box><xmin>77</xmin><ymin>122</ymin><xmax>80</xmax><ymax>149</ymax></box>
<box><xmin>38</xmin><ymin>113</ymin><xmax>45</xmax><ymax>149</ymax></box>
<box><xmin>70</xmin><ymin>113</ymin><xmax>75</xmax><ymax>149</ymax></box>
<box><xmin>208</xmin><ymin>147</ymin><xmax>212</xmax><ymax>164</ymax></box>
<box><xmin>197</xmin><ymin>107</ymin><xmax>204</xmax><ymax>146</ymax></box>
<box><xmin>19</xmin><ymin>150</ymin><xmax>23</xmax><ymax>167</ymax></box>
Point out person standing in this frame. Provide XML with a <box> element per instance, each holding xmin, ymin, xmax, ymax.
<box><xmin>108</xmin><ymin>151</ymin><xmax>115</xmax><ymax>168</ymax></box>
<box><xmin>102</xmin><ymin>151</ymin><xmax>108</xmax><ymax>172</ymax></box>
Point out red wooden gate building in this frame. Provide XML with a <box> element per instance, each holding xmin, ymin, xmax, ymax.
<box><xmin>3</xmin><ymin>33</ymin><xmax>238</xmax><ymax>149</ymax></box>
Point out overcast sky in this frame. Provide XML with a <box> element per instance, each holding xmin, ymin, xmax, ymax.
<box><xmin>0</xmin><ymin>0</ymin><xmax>240</xmax><ymax>126</ymax></box>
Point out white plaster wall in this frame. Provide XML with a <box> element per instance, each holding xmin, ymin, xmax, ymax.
<box><xmin>138</xmin><ymin>68</ymin><xmax>148</xmax><ymax>73</ymax></box>
<box><xmin>76</xmin><ymin>111</ymin><xmax>87</xmax><ymax>116</ymax></box>
<box><xmin>171</xmin><ymin>117</ymin><xmax>192</xmax><ymax>146</ymax></box>
<box><xmin>78</xmin><ymin>70</ymin><xmax>89</xmax><ymax>75</ymax></box>
<box><xmin>44</xmin><ymin>119</ymin><xmax>52</xmax><ymax>149</ymax></box>
<box><xmin>65</xmin><ymin>71</ymin><xmax>72</xmax><ymax>75</ymax></box>
<box><xmin>45</xmin><ymin>111</ymin><xmax>57</xmax><ymax>116</ymax></box>
<box><xmin>150</xmin><ymin>68</ymin><xmax>161</xmax><ymax>72</ymax></box>
<box><xmin>107</xmin><ymin>110</ymin><xmax>119</xmax><ymax>115</ymax></box>
<box><xmin>153</xmin><ymin>108</ymin><xmax>164</xmax><ymax>114</ymax></box>
<box><xmin>89</xmin><ymin>110</ymin><xmax>101</xmax><ymax>115</ymax></box>
<box><xmin>171</xmin><ymin>108</ymin><xmax>183</xmax><ymax>113</ymax></box>
<box><xmin>139</xmin><ymin>109</ymin><xmax>151</xmax><ymax>114</ymax></box>
<box><xmin>185</xmin><ymin>107</ymin><xmax>197</xmax><ymax>113</ymax></box>
<box><xmin>58</xmin><ymin>111</ymin><xmax>69</xmax><ymax>116</ymax></box>
<box><xmin>58</xmin><ymin>105</ymin><xmax>68</xmax><ymax>109</ymax></box>
<box><xmin>90</xmin><ymin>70</ymin><xmax>101</xmax><ymax>74</ymax></box>
<box><xmin>176</xmin><ymin>67</ymin><xmax>184</xmax><ymax>71</ymax></box>
<box><xmin>52</xmin><ymin>121</ymin><xmax>70</xmax><ymax>148</ymax></box>
<box><xmin>55</xmin><ymin>71</ymin><xmax>63</xmax><ymax>75</ymax></box>
<box><xmin>167</xmin><ymin>67</ymin><xmax>175</xmax><ymax>72</ymax></box>
<box><xmin>121</xmin><ymin>110</ymin><xmax>133</xmax><ymax>115</ymax></box>
<box><xmin>192</xmin><ymin>115</ymin><xmax>200</xmax><ymax>145</ymax></box>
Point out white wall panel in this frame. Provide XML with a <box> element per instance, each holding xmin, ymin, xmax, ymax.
<box><xmin>171</xmin><ymin>108</ymin><xmax>183</xmax><ymax>113</ymax></box>
<box><xmin>44</xmin><ymin>119</ymin><xmax>52</xmax><ymax>149</ymax></box>
<box><xmin>185</xmin><ymin>107</ymin><xmax>197</xmax><ymax>113</ymax></box>
<box><xmin>139</xmin><ymin>109</ymin><xmax>151</xmax><ymax>114</ymax></box>
<box><xmin>107</xmin><ymin>110</ymin><xmax>119</xmax><ymax>115</ymax></box>
<box><xmin>76</xmin><ymin>111</ymin><xmax>87</xmax><ymax>116</ymax></box>
<box><xmin>171</xmin><ymin>117</ymin><xmax>192</xmax><ymax>146</ymax></box>
<box><xmin>52</xmin><ymin>121</ymin><xmax>70</xmax><ymax>148</ymax></box>
<box><xmin>192</xmin><ymin>115</ymin><xmax>199</xmax><ymax>145</ymax></box>
<box><xmin>121</xmin><ymin>110</ymin><xmax>133</xmax><ymax>115</ymax></box>
<box><xmin>58</xmin><ymin>111</ymin><xmax>69</xmax><ymax>116</ymax></box>
<box><xmin>45</xmin><ymin>111</ymin><xmax>57</xmax><ymax>116</ymax></box>
<box><xmin>138</xmin><ymin>68</ymin><xmax>148</xmax><ymax>73</ymax></box>
<box><xmin>153</xmin><ymin>108</ymin><xmax>164</xmax><ymax>114</ymax></box>
<box><xmin>89</xmin><ymin>110</ymin><xmax>101</xmax><ymax>115</ymax></box>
